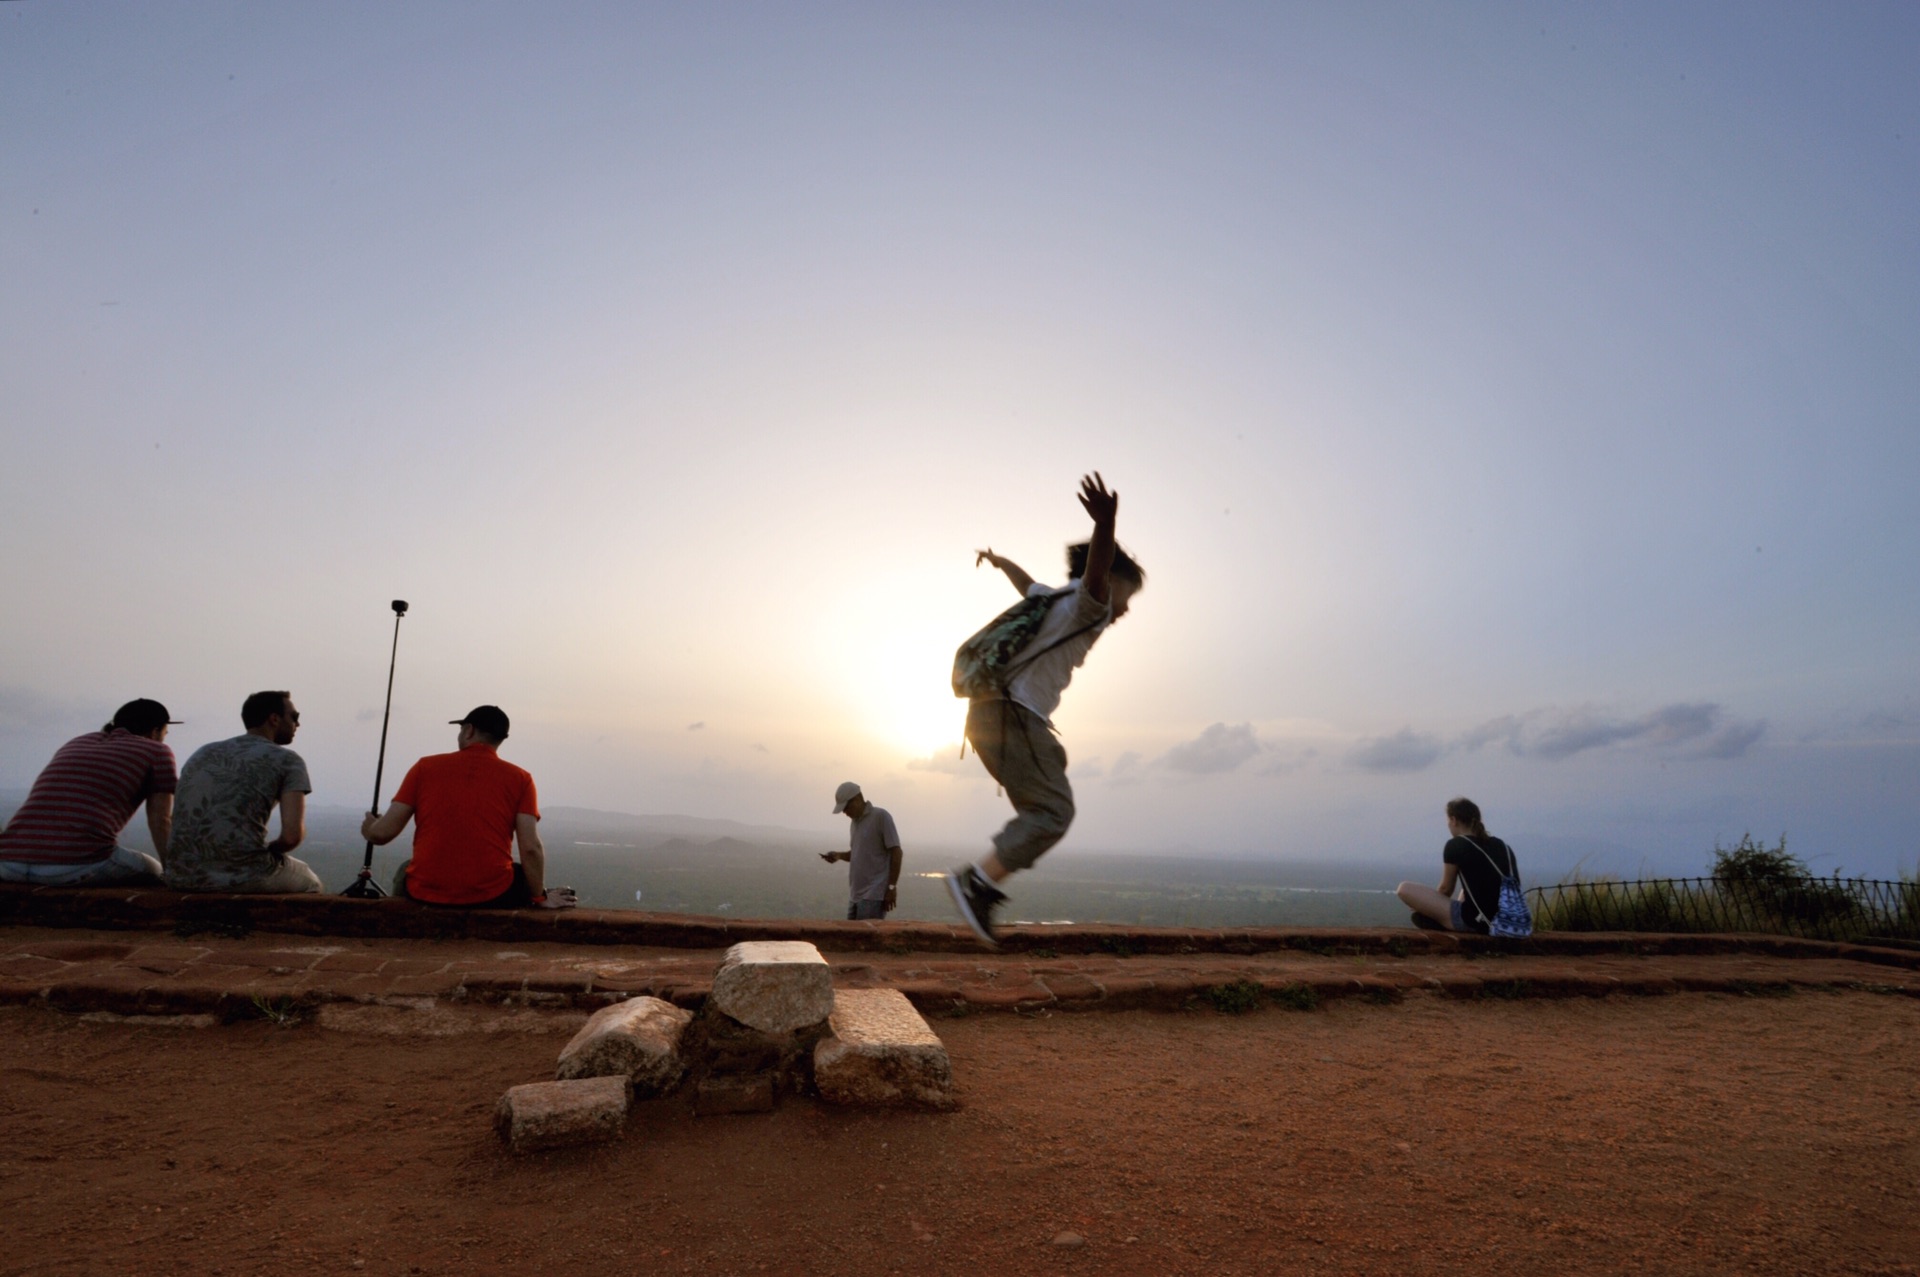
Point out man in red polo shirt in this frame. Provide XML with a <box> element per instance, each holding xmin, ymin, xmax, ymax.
<box><xmin>360</xmin><ymin>705</ymin><xmax>576</xmax><ymax>909</ymax></box>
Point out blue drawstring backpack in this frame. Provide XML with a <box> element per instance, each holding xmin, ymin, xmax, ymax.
<box><xmin>1462</xmin><ymin>837</ymin><xmax>1533</xmax><ymax>938</ymax></box>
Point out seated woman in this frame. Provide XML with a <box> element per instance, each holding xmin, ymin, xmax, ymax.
<box><xmin>1396</xmin><ymin>797</ymin><xmax>1520</xmax><ymax>933</ymax></box>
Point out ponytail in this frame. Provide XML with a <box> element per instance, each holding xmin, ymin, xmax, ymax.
<box><xmin>1446</xmin><ymin>796</ymin><xmax>1488</xmax><ymax>838</ymax></box>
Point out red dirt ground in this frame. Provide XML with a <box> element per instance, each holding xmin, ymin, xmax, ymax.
<box><xmin>4</xmin><ymin>991</ymin><xmax>1918</xmax><ymax>1276</ymax></box>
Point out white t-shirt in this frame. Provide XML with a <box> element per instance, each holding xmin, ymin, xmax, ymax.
<box><xmin>1004</xmin><ymin>580</ymin><xmax>1112</xmax><ymax>725</ymax></box>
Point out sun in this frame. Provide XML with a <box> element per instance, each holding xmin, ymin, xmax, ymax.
<box><xmin>865</xmin><ymin>644</ymin><xmax>969</xmax><ymax>759</ymax></box>
<box><xmin>835</xmin><ymin>623</ymin><xmax>970</xmax><ymax>760</ymax></box>
<box><xmin>815</xmin><ymin>579</ymin><xmax>988</xmax><ymax>761</ymax></box>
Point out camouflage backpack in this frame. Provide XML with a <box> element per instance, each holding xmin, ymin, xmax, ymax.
<box><xmin>951</xmin><ymin>588</ymin><xmax>1101</xmax><ymax>700</ymax></box>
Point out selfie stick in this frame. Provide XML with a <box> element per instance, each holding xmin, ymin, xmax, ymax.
<box><xmin>343</xmin><ymin>600</ymin><xmax>407</xmax><ymax>898</ymax></box>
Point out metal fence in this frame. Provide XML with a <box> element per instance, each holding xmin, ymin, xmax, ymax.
<box><xmin>1526</xmin><ymin>876</ymin><xmax>1920</xmax><ymax>943</ymax></box>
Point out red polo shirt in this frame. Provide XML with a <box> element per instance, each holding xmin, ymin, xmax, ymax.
<box><xmin>391</xmin><ymin>744</ymin><xmax>539</xmax><ymax>905</ymax></box>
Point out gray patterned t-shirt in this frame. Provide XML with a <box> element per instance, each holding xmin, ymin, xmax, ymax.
<box><xmin>166</xmin><ymin>735</ymin><xmax>312</xmax><ymax>889</ymax></box>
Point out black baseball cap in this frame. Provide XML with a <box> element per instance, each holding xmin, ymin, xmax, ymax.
<box><xmin>450</xmin><ymin>705</ymin><xmax>510</xmax><ymax>740</ymax></box>
<box><xmin>112</xmin><ymin>699</ymin><xmax>182</xmax><ymax>734</ymax></box>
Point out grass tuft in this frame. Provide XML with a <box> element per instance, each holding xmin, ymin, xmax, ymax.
<box><xmin>246</xmin><ymin>994</ymin><xmax>301</xmax><ymax>1026</ymax></box>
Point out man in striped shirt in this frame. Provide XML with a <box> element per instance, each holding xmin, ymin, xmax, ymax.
<box><xmin>0</xmin><ymin>698</ymin><xmax>180</xmax><ymax>886</ymax></box>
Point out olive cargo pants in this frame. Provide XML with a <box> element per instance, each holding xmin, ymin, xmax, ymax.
<box><xmin>966</xmin><ymin>697</ymin><xmax>1075</xmax><ymax>874</ymax></box>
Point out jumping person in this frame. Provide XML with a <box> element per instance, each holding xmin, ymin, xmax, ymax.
<box><xmin>945</xmin><ymin>472</ymin><xmax>1145</xmax><ymax>946</ymax></box>
<box><xmin>167</xmin><ymin>690</ymin><xmax>322</xmax><ymax>893</ymax></box>
<box><xmin>361</xmin><ymin>705</ymin><xmax>576</xmax><ymax>909</ymax></box>
<box><xmin>819</xmin><ymin>781</ymin><xmax>903</xmax><ymax>920</ymax></box>
<box><xmin>1396</xmin><ymin>797</ymin><xmax>1520</xmax><ymax>934</ymax></box>
<box><xmin>0</xmin><ymin>698</ymin><xmax>180</xmax><ymax>886</ymax></box>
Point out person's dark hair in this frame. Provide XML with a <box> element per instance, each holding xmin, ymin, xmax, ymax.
<box><xmin>241</xmin><ymin>690</ymin><xmax>293</xmax><ymax>730</ymax></box>
<box><xmin>1446</xmin><ymin>797</ymin><xmax>1488</xmax><ymax>838</ymax></box>
<box><xmin>106</xmin><ymin>698</ymin><xmax>174</xmax><ymax>736</ymax></box>
<box><xmin>1066</xmin><ymin>541</ymin><xmax>1146</xmax><ymax>589</ymax></box>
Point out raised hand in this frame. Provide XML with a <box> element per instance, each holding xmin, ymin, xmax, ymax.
<box><xmin>1078</xmin><ymin>472</ymin><xmax>1118</xmax><ymax>527</ymax></box>
<box><xmin>976</xmin><ymin>547</ymin><xmax>1033</xmax><ymax>594</ymax></box>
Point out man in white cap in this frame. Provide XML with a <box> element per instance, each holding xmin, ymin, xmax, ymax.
<box><xmin>819</xmin><ymin>782</ymin><xmax>903</xmax><ymax>920</ymax></box>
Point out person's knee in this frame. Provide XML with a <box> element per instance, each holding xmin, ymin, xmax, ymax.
<box><xmin>1396</xmin><ymin>881</ymin><xmax>1419</xmax><ymax>905</ymax></box>
<box><xmin>113</xmin><ymin>847</ymin><xmax>164</xmax><ymax>883</ymax></box>
<box><xmin>1035</xmin><ymin>795</ymin><xmax>1075</xmax><ymax>839</ymax></box>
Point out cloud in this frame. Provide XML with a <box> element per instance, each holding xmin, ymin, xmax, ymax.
<box><xmin>1107</xmin><ymin>751</ymin><xmax>1145</xmax><ymax>786</ymax></box>
<box><xmin>1257</xmin><ymin>744</ymin><xmax>1320</xmax><ymax>776</ymax></box>
<box><xmin>687</xmin><ymin>721</ymin><xmax>705</xmax><ymax>732</ymax></box>
<box><xmin>1462</xmin><ymin>703</ymin><xmax>1765</xmax><ymax>762</ymax></box>
<box><xmin>1161</xmin><ymin>723</ymin><xmax>1261</xmax><ymax>775</ymax></box>
<box><xmin>1698</xmin><ymin>719</ymin><xmax>1766</xmax><ymax>759</ymax></box>
<box><xmin>1349</xmin><ymin>729</ymin><xmax>1445</xmax><ymax>774</ymax></box>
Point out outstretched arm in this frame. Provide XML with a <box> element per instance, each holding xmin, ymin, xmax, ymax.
<box><xmin>975</xmin><ymin>548</ymin><xmax>1034</xmax><ymax>595</ymax></box>
<box><xmin>361</xmin><ymin>801</ymin><xmax>415</xmax><ymax>846</ymax></box>
<box><xmin>1077</xmin><ymin>472</ymin><xmax>1119</xmax><ymax>605</ymax></box>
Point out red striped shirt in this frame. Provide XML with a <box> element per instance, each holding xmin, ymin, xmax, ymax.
<box><xmin>0</xmin><ymin>730</ymin><xmax>177</xmax><ymax>865</ymax></box>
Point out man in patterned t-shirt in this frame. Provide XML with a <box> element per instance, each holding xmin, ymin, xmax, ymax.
<box><xmin>0</xmin><ymin>698</ymin><xmax>180</xmax><ymax>886</ymax></box>
<box><xmin>166</xmin><ymin>690</ymin><xmax>321</xmax><ymax>893</ymax></box>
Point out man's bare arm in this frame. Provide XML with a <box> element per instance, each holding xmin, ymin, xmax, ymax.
<box><xmin>517</xmin><ymin>813</ymin><xmax>577</xmax><ymax>908</ymax></box>
<box><xmin>976</xmin><ymin>548</ymin><xmax>1034</xmax><ymax>595</ymax></box>
<box><xmin>361</xmin><ymin>802</ymin><xmax>415</xmax><ymax>845</ymax></box>
<box><xmin>884</xmin><ymin>845</ymin><xmax>903</xmax><ymax>914</ymax></box>
<box><xmin>1076</xmin><ymin>473</ymin><xmax>1119</xmax><ymax>605</ymax></box>
<box><xmin>145</xmin><ymin>793</ymin><xmax>173</xmax><ymax>859</ymax></box>
<box><xmin>269</xmin><ymin>791</ymin><xmax>306</xmax><ymax>855</ymax></box>
<box><xmin>515</xmin><ymin>813</ymin><xmax>548</xmax><ymax>895</ymax></box>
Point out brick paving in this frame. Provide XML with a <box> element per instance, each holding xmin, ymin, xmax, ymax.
<box><xmin>4</xmin><ymin>919</ymin><xmax>1918</xmax><ymax>1023</ymax></box>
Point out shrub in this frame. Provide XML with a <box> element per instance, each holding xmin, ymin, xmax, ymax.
<box><xmin>1206</xmin><ymin>979</ymin><xmax>1264</xmax><ymax>1015</ymax></box>
<box><xmin>1712</xmin><ymin>833</ymin><xmax>1805</xmax><ymax>885</ymax></box>
<box><xmin>1272</xmin><ymin>982</ymin><xmax>1321</xmax><ymax>1012</ymax></box>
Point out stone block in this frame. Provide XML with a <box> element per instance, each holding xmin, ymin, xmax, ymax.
<box><xmin>813</xmin><ymin>987</ymin><xmax>954</xmax><ymax>1109</ymax></box>
<box><xmin>694</xmin><ymin>1072</ymin><xmax>775</xmax><ymax>1116</ymax></box>
<box><xmin>494</xmin><ymin>1076</ymin><xmax>630</xmax><ymax>1154</ymax></box>
<box><xmin>708</xmin><ymin>941</ymin><xmax>832</xmax><ymax>1034</ymax></box>
<box><xmin>556</xmin><ymin>996</ymin><xmax>693</xmax><ymax>1095</ymax></box>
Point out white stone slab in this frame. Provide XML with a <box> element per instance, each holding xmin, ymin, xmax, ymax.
<box><xmin>708</xmin><ymin>940</ymin><xmax>833</xmax><ymax>1035</ymax></box>
<box><xmin>813</xmin><ymin>987</ymin><xmax>953</xmax><ymax>1108</ymax></box>
<box><xmin>494</xmin><ymin>1076</ymin><xmax>630</xmax><ymax>1154</ymax></box>
<box><xmin>556</xmin><ymin>996</ymin><xmax>693</xmax><ymax>1095</ymax></box>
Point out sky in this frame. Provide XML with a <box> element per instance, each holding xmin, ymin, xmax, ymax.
<box><xmin>3</xmin><ymin>2</ymin><xmax>1916</xmax><ymax>878</ymax></box>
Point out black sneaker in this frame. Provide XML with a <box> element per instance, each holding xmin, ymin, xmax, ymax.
<box><xmin>1410</xmin><ymin>910</ymin><xmax>1445</xmax><ymax>931</ymax></box>
<box><xmin>945</xmin><ymin>865</ymin><xmax>1006</xmax><ymax>949</ymax></box>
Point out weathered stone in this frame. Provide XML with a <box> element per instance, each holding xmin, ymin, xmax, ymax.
<box><xmin>813</xmin><ymin>987</ymin><xmax>954</xmax><ymax>1108</ymax></box>
<box><xmin>707</xmin><ymin>941</ymin><xmax>833</xmax><ymax>1034</ymax></box>
<box><xmin>494</xmin><ymin>1076</ymin><xmax>630</xmax><ymax>1153</ymax></box>
<box><xmin>693</xmin><ymin>1072</ymin><xmax>775</xmax><ymax>1116</ymax></box>
<box><xmin>555</xmin><ymin>995</ymin><xmax>692</xmax><ymax>1095</ymax></box>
